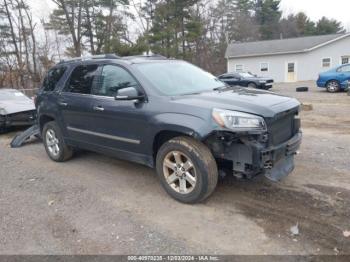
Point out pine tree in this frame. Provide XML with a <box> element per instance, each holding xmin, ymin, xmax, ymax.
<box><xmin>255</xmin><ymin>0</ymin><xmax>282</xmax><ymax>40</ymax></box>
<box><xmin>315</xmin><ymin>17</ymin><xmax>345</xmax><ymax>35</ymax></box>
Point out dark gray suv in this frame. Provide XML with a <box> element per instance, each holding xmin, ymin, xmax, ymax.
<box><xmin>36</xmin><ymin>55</ymin><xmax>302</xmax><ymax>203</ymax></box>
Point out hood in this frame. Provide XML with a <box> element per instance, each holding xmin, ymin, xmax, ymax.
<box><xmin>172</xmin><ymin>88</ymin><xmax>300</xmax><ymax>118</ymax></box>
<box><xmin>0</xmin><ymin>99</ymin><xmax>35</xmax><ymax>115</ymax></box>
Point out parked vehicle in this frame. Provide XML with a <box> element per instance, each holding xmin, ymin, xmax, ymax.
<box><xmin>36</xmin><ymin>55</ymin><xmax>302</xmax><ymax>203</ymax></box>
<box><xmin>218</xmin><ymin>72</ymin><xmax>274</xmax><ymax>90</ymax></box>
<box><xmin>0</xmin><ymin>89</ymin><xmax>36</xmax><ymax>133</ymax></box>
<box><xmin>317</xmin><ymin>64</ymin><xmax>350</xmax><ymax>92</ymax></box>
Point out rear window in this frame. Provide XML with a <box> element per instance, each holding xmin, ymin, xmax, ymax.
<box><xmin>42</xmin><ymin>67</ymin><xmax>67</xmax><ymax>92</ymax></box>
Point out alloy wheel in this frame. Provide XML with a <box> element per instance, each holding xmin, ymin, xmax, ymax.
<box><xmin>327</xmin><ymin>81</ymin><xmax>339</xmax><ymax>92</ymax></box>
<box><xmin>163</xmin><ymin>151</ymin><xmax>197</xmax><ymax>194</ymax></box>
<box><xmin>46</xmin><ymin>129</ymin><xmax>60</xmax><ymax>157</ymax></box>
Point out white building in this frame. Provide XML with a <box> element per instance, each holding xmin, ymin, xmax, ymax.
<box><xmin>225</xmin><ymin>33</ymin><xmax>350</xmax><ymax>83</ymax></box>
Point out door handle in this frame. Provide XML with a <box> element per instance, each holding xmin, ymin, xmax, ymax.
<box><xmin>58</xmin><ymin>101</ymin><xmax>68</xmax><ymax>107</ymax></box>
<box><xmin>93</xmin><ymin>106</ymin><xmax>105</xmax><ymax>112</ymax></box>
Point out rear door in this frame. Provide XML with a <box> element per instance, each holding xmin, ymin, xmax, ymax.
<box><xmin>59</xmin><ymin>64</ymin><xmax>100</xmax><ymax>143</ymax></box>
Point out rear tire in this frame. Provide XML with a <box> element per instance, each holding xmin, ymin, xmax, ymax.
<box><xmin>156</xmin><ymin>136</ymin><xmax>218</xmax><ymax>204</ymax></box>
<box><xmin>43</xmin><ymin>121</ymin><xmax>73</xmax><ymax>162</ymax></box>
<box><xmin>326</xmin><ymin>80</ymin><xmax>340</xmax><ymax>93</ymax></box>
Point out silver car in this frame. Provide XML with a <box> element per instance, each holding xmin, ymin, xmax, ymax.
<box><xmin>0</xmin><ymin>89</ymin><xmax>36</xmax><ymax>133</ymax></box>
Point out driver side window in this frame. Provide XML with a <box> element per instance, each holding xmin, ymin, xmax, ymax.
<box><xmin>92</xmin><ymin>65</ymin><xmax>138</xmax><ymax>97</ymax></box>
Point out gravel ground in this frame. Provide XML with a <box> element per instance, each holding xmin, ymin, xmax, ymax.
<box><xmin>0</xmin><ymin>82</ymin><xmax>349</xmax><ymax>255</ymax></box>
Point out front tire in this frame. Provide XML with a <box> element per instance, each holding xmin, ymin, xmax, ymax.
<box><xmin>247</xmin><ymin>82</ymin><xmax>257</xmax><ymax>89</ymax></box>
<box><xmin>326</xmin><ymin>80</ymin><xmax>340</xmax><ymax>93</ymax></box>
<box><xmin>156</xmin><ymin>136</ymin><xmax>218</xmax><ymax>204</ymax></box>
<box><xmin>43</xmin><ymin>121</ymin><xmax>73</xmax><ymax>162</ymax></box>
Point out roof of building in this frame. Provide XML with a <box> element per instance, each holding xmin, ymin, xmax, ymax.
<box><xmin>225</xmin><ymin>33</ymin><xmax>350</xmax><ymax>59</ymax></box>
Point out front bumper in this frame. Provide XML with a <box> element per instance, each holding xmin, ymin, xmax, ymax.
<box><xmin>0</xmin><ymin>110</ymin><xmax>36</xmax><ymax>128</ymax></box>
<box><xmin>207</xmin><ymin>131</ymin><xmax>302</xmax><ymax>181</ymax></box>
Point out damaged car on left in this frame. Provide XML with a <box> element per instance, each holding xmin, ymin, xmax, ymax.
<box><xmin>0</xmin><ymin>89</ymin><xmax>37</xmax><ymax>133</ymax></box>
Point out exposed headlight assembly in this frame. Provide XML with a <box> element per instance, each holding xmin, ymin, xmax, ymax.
<box><xmin>212</xmin><ymin>108</ymin><xmax>267</xmax><ymax>132</ymax></box>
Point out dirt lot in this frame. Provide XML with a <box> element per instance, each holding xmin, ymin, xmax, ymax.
<box><xmin>0</xmin><ymin>82</ymin><xmax>349</xmax><ymax>255</ymax></box>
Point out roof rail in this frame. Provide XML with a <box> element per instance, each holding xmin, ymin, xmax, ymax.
<box><xmin>122</xmin><ymin>54</ymin><xmax>169</xmax><ymax>60</ymax></box>
<box><xmin>58</xmin><ymin>54</ymin><xmax>120</xmax><ymax>64</ymax></box>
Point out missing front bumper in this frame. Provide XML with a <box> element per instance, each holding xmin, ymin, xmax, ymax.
<box><xmin>264</xmin><ymin>155</ymin><xmax>294</xmax><ymax>181</ymax></box>
<box><xmin>207</xmin><ymin>131</ymin><xmax>302</xmax><ymax>180</ymax></box>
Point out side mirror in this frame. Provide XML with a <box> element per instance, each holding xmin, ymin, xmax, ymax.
<box><xmin>115</xmin><ymin>87</ymin><xmax>145</xmax><ymax>101</ymax></box>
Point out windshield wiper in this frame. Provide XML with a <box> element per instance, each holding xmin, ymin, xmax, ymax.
<box><xmin>213</xmin><ymin>85</ymin><xmax>237</xmax><ymax>91</ymax></box>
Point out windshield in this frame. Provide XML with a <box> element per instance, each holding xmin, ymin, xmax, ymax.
<box><xmin>135</xmin><ymin>61</ymin><xmax>225</xmax><ymax>95</ymax></box>
<box><xmin>239</xmin><ymin>72</ymin><xmax>255</xmax><ymax>78</ymax></box>
<box><xmin>0</xmin><ymin>90</ymin><xmax>28</xmax><ymax>101</ymax></box>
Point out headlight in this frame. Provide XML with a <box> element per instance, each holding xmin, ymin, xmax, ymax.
<box><xmin>259</xmin><ymin>80</ymin><xmax>267</xmax><ymax>83</ymax></box>
<box><xmin>212</xmin><ymin>108</ymin><xmax>267</xmax><ymax>131</ymax></box>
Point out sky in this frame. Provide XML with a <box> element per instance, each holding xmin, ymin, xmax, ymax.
<box><xmin>280</xmin><ymin>0</ymin><xmax>350</xmax><ymax>30</ymax></box>
<box><xmin>28</xmin><ymin>0</ymin><xmax>350</xmax><ymax>32</ymax></box>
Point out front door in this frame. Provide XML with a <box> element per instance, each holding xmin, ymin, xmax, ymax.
<box><xmin>286</xmin><ymin>62</ymin><xmax>296</xmax><ymax>82</ymax></box>
<box><xmin>88</xmin><ymin>64</ymin><xmax>149</xmax><ymax>155</ymax></box>
<box><xmin>223</xmin><ymin>75</ymin><xmax>241</xmax><ymax>86</ymax></box>
<box><xmin>337</xmin><ymin>64</ymin><xmax>350</xmax><ymax>83</ymax></box>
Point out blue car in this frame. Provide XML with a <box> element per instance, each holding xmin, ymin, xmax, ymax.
<box><xmin>317</xmin><ymin>64</ymin><xmax>350</xmax><ymax>93</ymax></box>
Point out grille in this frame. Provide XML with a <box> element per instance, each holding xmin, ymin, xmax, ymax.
<box><xmin>268</xmin><ymin>113</ymin><xmax>295</xmax><ymax>145</ymax></box>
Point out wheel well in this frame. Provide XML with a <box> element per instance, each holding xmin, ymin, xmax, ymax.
<box><xmin>153</xmin><ymin>131</ymin><xmax>190</xmax><ymax>159</ymax></box>
<box><xmin>326</xmin><ymin>79</ymin><xmax>340</xmax><ymax>86</ymax></box>
<box><xmin>39</xmin><ymin>115</ymin><xmax>55</xmax><ymax>132</ymax></box>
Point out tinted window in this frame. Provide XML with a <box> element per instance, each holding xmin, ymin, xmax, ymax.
<box><xmin>219</xmin><ymin>75</ymin><xmax>232</xmax><ymax>80</ymax></box>
<box><xmin>92</xmin><ymin>65</ymin><xmax>138</xmax><ymax>97</ymax></box>
<box><xmin>339</xmin><ymin>65</ymin><xmax>350</xmax><ymax>72</ymax></box>
<box><xmin>65</xmin><ymin>65</ymin><xmax>99</xmax><ymax>94</ymax></box>
<box><xmin>238</xmin><ymin>72</ymin><xmax>254</xmax><ymax>78</ymax></box>
<box><xmin>42</xmin><ymin>67</ymin><xmax>66</xmax><ymax>92</ymax></box>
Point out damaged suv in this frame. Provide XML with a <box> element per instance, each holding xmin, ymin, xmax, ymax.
<box><xmin>36</xmin><ymin>55</ymin><xmax>302</xmax><ymax>203</ymax></box>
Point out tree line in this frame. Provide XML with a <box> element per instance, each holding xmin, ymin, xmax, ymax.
<box><xmin>0</xmin><ymin>0</ymin><xmax>346</xmax><ymax>89</ymax></box>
